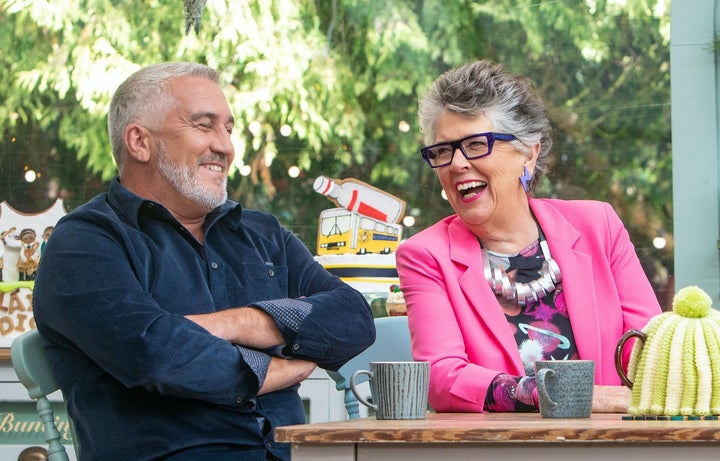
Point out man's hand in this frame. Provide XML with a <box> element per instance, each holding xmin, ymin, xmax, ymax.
<box><xmin>185</xmin><ymin>307</ymin><xmax>284</xmax><ymax>348</ymax></box>
<box><xmin>592</xmin><ymin>385</ymin><xmax>630</xmax><ymax>413</ymax></box>
<box><xmin>259</xmin><ymin>357</ymin><xmax>317</xmax><ymax>395</ymax></box>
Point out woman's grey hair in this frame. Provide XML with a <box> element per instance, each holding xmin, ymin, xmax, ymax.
<box><xmin>107</xmin><ymin>62</ymin><xmax>220</xmax><ymax>174</ymax></box>
<box><xmin>418</xmin><ymin>60</ymin><xmax>552</xmax><ymax>194</ymax></box>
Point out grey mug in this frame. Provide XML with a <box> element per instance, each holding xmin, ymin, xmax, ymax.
<box><xmin>535</xmin><ymin>360</ymin><xmax>595</xmax><ymax>418</ymax></box>
<box><xmin>349</xmin><ymin>361</ymin><xmax>429</xmax><ymax>420</ymax></box>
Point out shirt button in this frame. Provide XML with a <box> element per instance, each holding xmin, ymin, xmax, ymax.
<box><xmin>211</xmin><ymin>262</ymin><xmax>218</xmax><ymax>269</ymax></box>
<box><xmin>236</xmin><ymin>397</ymin><xmax>244</xmax><ymax>404</ymax></box>
<box><xmin>268</xmin><ymin>269</ymin><xmax>275</xmax><ymax>277</ymax></box>
<box><xmin>292</xmin><ymin>343</ymin><xmax>300</xmax><ymax>351</ymax></box>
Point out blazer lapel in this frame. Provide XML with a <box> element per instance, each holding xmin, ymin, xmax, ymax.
<box><xmin>530</xmin><ymin>200</ymin><xmax>603</xmax><ymax>363</ymax></box>
<box><xmin>448</xmin><ymin>217</ymin><xmax>525</xmax><ymax>373</ymax></box>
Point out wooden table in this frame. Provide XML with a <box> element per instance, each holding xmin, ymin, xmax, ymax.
<box><xmin>275</xmin><ymin>412</ymin><xmax>720</xmax><ymax>460</ymax></box>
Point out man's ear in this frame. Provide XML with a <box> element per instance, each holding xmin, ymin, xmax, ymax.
<box><xmin>124</xmin><ymin>123</ymin><xmax>152</xmax><ymax>163</ymax></box>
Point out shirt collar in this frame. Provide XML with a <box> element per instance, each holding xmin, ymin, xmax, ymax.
<box><xmin>107</xmin><ymin>176</ymin><xmax>243</xmax><ymax>230</ymax></box>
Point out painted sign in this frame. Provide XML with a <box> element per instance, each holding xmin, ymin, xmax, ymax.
<box><xmin>313</xmin><ymin>177</ymin><xmax>405</xmax><ymax>256</ymax></box>
<box><xmin>0</xmin><ymin>403</ymin><xmax>72</xmax><ymax>445</ymax></box>
<box><xmin>0</xmin><ymin>200</ymin><xmax>66</xmax><ymax>348</ymax></box>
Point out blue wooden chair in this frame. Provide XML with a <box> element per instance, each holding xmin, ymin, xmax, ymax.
<box><xmin>11</xmin><ymin>329</ymin><xmax>79</xmax><ymax>461</ymax></box>
<box><xmin>327</xmin><ymin>315</ymin><xmax>414</xmax><ymax>418</ymax></box>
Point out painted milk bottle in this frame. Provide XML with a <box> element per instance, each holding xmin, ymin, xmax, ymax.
<box><xmin>313</xmin><ymin>176</ymin><xmax>406</xmax><ymax>224</ymax></box>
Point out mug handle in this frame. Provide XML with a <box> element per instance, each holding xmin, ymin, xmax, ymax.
<box><xmin>350</xmin><ymin>369</ymin><xmax>377</xmax><ymax>411</ymax></box>
<box><xmin>614</xmin><ymin>329</ymin><xmax>646</xmax><ymax>389</ymax></box>
<box><xmin>535</xmin><ymin>368</ymin><xmax>558</xmax><ymax>409</ymax></box>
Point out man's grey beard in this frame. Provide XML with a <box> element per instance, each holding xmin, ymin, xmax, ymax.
<box><xmin>156</xmin><ymin>142</ymin><xmax>228</xmax><ymax>210</ymax></box>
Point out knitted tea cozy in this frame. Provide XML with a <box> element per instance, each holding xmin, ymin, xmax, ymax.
<box><xmin>627</xmin><ymin>286</ymin><xmax>720</xmax><ymax>415</ymax></box>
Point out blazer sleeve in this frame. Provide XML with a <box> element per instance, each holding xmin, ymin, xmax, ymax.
<box><xmin>397</xmin><ymin>236</ymin><xmax>505</xmax><ymax>412</ymax></box>
<box><xmin>601</xmin><ymin>202</ymin><xmax>663</xmax><ymax>370</ymax></box>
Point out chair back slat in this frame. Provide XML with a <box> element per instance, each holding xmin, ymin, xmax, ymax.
<box><xmin>11</xmin><ymin>329</ymin><xmax>77</xmax><ymax>460</ymax></box>
<box><xmin>327</xmin><ymin>316</ymin><xmax>414</xmax><ymax>418</ymax></box>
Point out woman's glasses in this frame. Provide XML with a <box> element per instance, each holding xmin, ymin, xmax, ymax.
<box><xmin>420</xmin><ymin>132</ymin><xmax>517</xmax><ymax>168</ymax></box>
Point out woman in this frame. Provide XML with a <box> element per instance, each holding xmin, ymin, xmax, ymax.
<box><xmin>396</xmin><ymin>60</ymin><xmax>662</xmax><ymax>413</ymax></box>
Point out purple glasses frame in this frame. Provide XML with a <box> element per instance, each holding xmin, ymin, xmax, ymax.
<box><xmin>420</xmin><ymin>132</ymin><xmax>518</xmax><ymax>168</ymax></box>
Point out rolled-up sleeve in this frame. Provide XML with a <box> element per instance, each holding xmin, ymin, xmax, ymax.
<box><xmin>254</xmin><ymin>230</ymin><xmax>376</xmax><ymax>371</ymax></box>
<box><xmin>235</xmin><ymin>345</ymin><xmax>272</xmax><ymax>386</ymax></box>
<box><xmin>253</xmin><ymin>298</ymin><xmax>313</xmax><ymax>334</ymax></box>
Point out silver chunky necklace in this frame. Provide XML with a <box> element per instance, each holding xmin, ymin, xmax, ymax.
<box><xmin>481</xmin><ymin>230</ymin><xmax>562</xmax><ymax>307</ymax></box>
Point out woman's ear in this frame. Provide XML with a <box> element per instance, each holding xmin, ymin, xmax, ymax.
<box><xmin>124</xmin><ymin>123</ymin><xmax>152</xmax><ymax>164</ymax></box>
<box><xmin>525</xmin><ymin>141</ymin><xmax>541</xmax><ymax>171</ymax></box>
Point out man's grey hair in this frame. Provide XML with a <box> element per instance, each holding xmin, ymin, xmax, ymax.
<box><xmin>107</xmin><ymin>62</ymin><xmax>220</xmax><ymax>174</ymax></box>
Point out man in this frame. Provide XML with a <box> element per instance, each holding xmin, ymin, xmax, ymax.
<box><xmin>32</xmin><ymin>62</ymin><xmax>376</xmax><ymax>461</ymax></box>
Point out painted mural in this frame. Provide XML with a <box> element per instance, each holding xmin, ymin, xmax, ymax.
<box><xmin>0</xmin><ymin>200</ymin><xmax>66</xmax><ymax>348</ymax></box>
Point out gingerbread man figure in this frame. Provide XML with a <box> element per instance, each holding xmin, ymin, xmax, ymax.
<box><xmin>15</xmin><ymin>228</ymin><xmax>41</xmax><ymax>281</ymax></box>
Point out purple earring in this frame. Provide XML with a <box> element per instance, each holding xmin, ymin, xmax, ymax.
<box><xmin>520</xmin><ymin>166</ymin><xmax>531</xmax><ymax>192</ymax></box>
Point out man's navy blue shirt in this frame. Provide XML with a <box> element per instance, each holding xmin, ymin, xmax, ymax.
<box><xmin>33</xmin><ymin>178</ymin><xmax>375</xmax><ymax>461</ymax></box>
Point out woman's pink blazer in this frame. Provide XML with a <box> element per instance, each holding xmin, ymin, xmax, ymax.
<box><xmin>396</xmin><ymin>198</ymin><xmax>662</xmax><ymax>412</ymax></box>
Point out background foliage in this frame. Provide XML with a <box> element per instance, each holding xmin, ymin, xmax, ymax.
<box><xmin>0</xmin><ymin>0</ymin><xmax>673</xmax><ymax>303</ymax></box>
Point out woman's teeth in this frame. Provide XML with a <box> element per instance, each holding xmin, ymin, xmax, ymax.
<box><xmin>457</xmin><ymin>180</ymin><xmax>486</xmax><ymax>197</ymax></box>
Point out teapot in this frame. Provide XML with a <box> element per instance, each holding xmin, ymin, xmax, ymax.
<box><xmin>614</xmin><ymin>286</ymin><xmax>720</xmax><ymax>416</ymax></box>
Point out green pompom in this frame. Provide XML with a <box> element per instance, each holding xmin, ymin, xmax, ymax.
<box><xmin>673</xmin><ymin>286</ymin><xmax>712</xmax><ymax>318</ymax></box>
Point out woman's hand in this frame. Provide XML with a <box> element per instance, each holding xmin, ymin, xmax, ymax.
<box><xmin>592</xmin><ymin>385</ymin><xmax>630</xmax><ymax>413</ymax></box>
